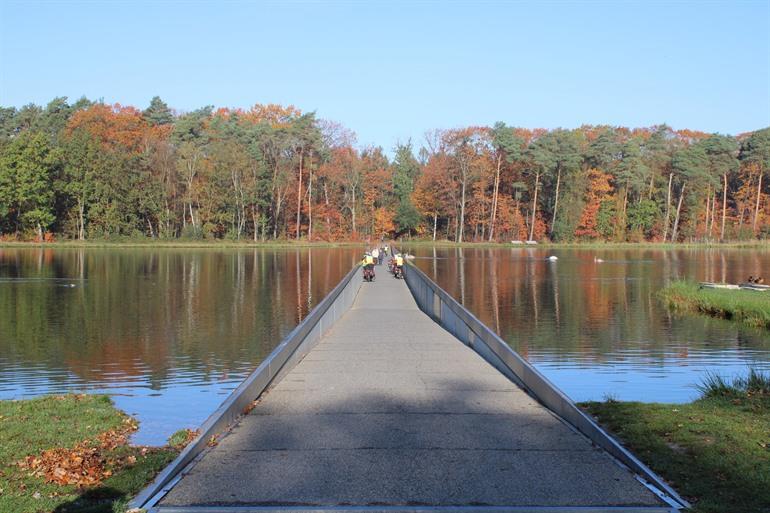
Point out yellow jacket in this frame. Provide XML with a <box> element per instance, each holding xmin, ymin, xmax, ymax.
<box><xmin>395</xmin><ymin>256</ymin><xmax>404</xmax><ymax>266</ymax></box>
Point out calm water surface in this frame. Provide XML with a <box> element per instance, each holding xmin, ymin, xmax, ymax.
<box><xmin>2</xmin><ymin>246</ymin><xmax>770</xmax><ymax>444</ymax></box>
<box><xmin>405</xmin><ymin>246</ymin><xmax>770</xmax><ymax>405</ymax></box>
<box><xmin>0</xmin><ymin>247</ymin><xmax>360</xmax><ymax>444</ymax></box>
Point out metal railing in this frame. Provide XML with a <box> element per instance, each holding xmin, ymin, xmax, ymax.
<box><xmin>131</xmin><ymin>264</ymin><xmax>363</xmax><ymax>509</ymax></box>
<box><xmin>403</xmin><ymin>261</ymin><xmax>688</xmax><ymax>510</ymax></box>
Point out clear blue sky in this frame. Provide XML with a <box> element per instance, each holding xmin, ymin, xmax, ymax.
<box><xmin>1</xmin><ymin>0</ymin><xmax>768</xmax><ymax>151</ymax></box>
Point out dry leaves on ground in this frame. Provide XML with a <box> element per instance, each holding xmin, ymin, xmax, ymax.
<box><xmin>18</xmin><ymin>417</ymin><xmax>137</xmax><ymax>487</ymax></box>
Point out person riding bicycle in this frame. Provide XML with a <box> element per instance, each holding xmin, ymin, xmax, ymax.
<box><xmin>394</xmin><ymin>253</ymin><xmax>404</xmax><ymax>277</ymax></box>
<box><xmin>361</xmin><ymin>252</ymin><xmax>375</xmax><ymax>280</ymax></box>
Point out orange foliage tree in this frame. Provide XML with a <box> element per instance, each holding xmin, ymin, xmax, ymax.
<box><xmin>575</xmin><ymin>168</ymin><xmax>614</xmax><ymax>239</ymax></box>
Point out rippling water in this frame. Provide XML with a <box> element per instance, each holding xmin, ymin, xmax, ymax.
<box><xmin>0</xmin><ymin>247</ymin><xmax>360</xmax><ymax>444</ymax></box>
<box><xmin>405</xmin><ymin>246</ymin><xmax>770</xmax><ymax>404</ymax></box>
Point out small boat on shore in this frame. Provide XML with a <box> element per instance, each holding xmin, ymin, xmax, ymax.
<box><xmin>700</xmin><ymin>282</ymin><xmax>770</xmax><ymax>291</ymax></box>
<box><xmin>699</xmin><ymin>282</ymin><xmax>741</xmax><ymax>290</ymax></box>
<box><xmin>739</xmin><ymin>283</ymin><xmax>770</xmax><ymax>291</ymax></box>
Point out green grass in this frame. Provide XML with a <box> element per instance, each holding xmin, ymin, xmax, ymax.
<box><xmin>697</xmin><ymin>368</ymin><xmax>770</xmax><ymax>398</ymax></box>
<box><xmin>581</xmin><ymin>371</ymin><xmax>770</xmax><ymax>513</ymax></box>
<box><xmin>658</xmin><ymin>280</ymin><xmax>770</xmax><ymax>329</ymax></box>
<box><xmin>0</xmin><ymin>395</ymin><xmax>182</xmax><ymax>513</ymax></box>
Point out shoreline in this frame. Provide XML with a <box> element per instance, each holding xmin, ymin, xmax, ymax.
<box><xmin>1</xmin><ymin>239</ymin><xmax>769</xmax><ymax>250</ymax></box>
<box><xmin>580</xmin><ymin>371</ymin><xmax>769</xmax><ymax>513</ymax></box>
<box><xmin>0</xmin><ymin>394</ymin><xmax>188</xmax><ymax>513</ymax></box>
<box><xmin>659</xmin><ymin>281</ymin><xmax>770</xmax><ymax>330</ymax></box>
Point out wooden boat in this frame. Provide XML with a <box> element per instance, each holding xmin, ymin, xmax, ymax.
<box><xmin>699</xmin><ymin>282</ymin><xmax>740</xmax><ymax>290</ymax></box>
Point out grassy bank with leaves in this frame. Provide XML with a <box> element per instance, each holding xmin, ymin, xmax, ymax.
<box><xmin>0</xmin><ymin>395</ymin><xmax>192</xmax><ymax>513</ymax></box>
<box><xmin>658</xmin><ymin>280</ymin><xmax>770</xmax><ymax>329</ymax></box>
<box><xmin>581</xmin><ymin>370</ymin><xmax>770</xmax><ymax>513</ymax></box>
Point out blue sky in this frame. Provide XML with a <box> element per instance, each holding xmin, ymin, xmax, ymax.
<box><xmin>1</xmin><ymin>0</ymin><xmax>768</xmax><ymax>151</ymax></box>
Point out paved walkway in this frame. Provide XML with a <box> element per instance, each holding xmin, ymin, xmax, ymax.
<box><xmin>160</xmin><ymin>264</ymin><xmax>668</xmax><ymax>510</ymax></box>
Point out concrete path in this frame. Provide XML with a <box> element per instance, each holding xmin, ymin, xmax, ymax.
<box><xmin>159</xmin><ymin>264</ymin><xmax>668</xmax><ymax>510</ymax></box>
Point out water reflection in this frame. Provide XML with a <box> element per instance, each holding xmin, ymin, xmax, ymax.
<box><xmin>4</xmin><ymin>246</ymin><xmax>769</xmax><ymax>443</ymax></box>
<box><xmin>406</xmin><ymin>246</ymin><xmax>770</xmax><ymax>403</ymax></box>
<box><xmin>0</xmin><ymin>247</ymin><xmax>359</xmax><ymax>444</ymax></box>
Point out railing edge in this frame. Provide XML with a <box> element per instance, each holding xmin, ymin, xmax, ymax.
<box><xmin>402</xmin><ymin>260</ymin><xmax>689</xmax><ymax>510</ymax></box>
<box><xmin>131</xmin><ymin>263</ymin><xmax>362</xmax><ymax>509</ymax></box>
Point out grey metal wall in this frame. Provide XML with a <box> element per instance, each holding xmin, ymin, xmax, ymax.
<box><xmin>403</xmin><ymin>262</ymin><xmax>687</xmax><ymax>510</ymax></box>
<box><xmin>132</xmin><ymin>266</ymin><xmax>363</xmax><ymax>509</ymax></box>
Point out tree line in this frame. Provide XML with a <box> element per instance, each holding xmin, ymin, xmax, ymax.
<box><xmin>1</xmin><ymin>96</ymin><xmax>768</xmax><ymax>242</ymax></box>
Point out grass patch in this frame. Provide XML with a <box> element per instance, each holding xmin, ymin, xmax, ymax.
<box><xmin>581</xmin><ymin>370</ymin><xmax>770</xmax><ymax>512</ymax></box>
<box><xmin>698</xmin><ymin>368</ymin><xmax>770</xmax><ymax>398</ymax></box>
<box><xmin>0</xmin><ymin>395</ymin><xmax>183</xmax><ymax>513</ymax></box>
<box><xmin>658</xmin><ymin>280</ymin><xmax>770</xmax><ymax>329</ymax></box>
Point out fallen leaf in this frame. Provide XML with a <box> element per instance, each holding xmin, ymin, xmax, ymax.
<box><xmin>17</xmin><ymin>414</ymin><xmax>138</xmax><ymax>487</ymax></box>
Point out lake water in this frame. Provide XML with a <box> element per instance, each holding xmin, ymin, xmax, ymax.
<box><xmin>404</xmin><ymin>245</ymin><xmax>770</xmax><ymax>405</ymax></box>
<box><xmin>2</xmin><ymin>246</ymin><xmax>769</xmax><ymax>445</ymax></box>
<box><xmin>0</xmin><ymin>247</ymin><xmax>360</xmax><ymax>445</ymax></box>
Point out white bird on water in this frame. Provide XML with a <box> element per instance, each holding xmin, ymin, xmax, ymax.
<box><xmin>594</xmin><ymin>257</ymin><xmax>604</xmax><ymax>263</ymax></box>
<box><xmin>548</xmin><ymin>255</ymin><xmax>558</xmax><ymax>261</ymax></box>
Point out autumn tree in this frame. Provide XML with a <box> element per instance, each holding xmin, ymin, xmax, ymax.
<box><xmin>739</xmin><ymin>128</ymin><xmax>770</xmax><ymax>234</ymax></box>
<box><xmin>702</xmin><ymin>134</ymin><xmax>738</xmax><ymax>239</ymax></box>
<box><xmin>444</xmin><ymin>128</ymin><xmax>488</xmax><ymax>242</ymax></box>
<box><xmin>575</xmin><ymin>168</ymin><xmax>613</xmax><ymax>239</ymax></box>
<box><xmin>413</xmin><ymin>153</ymin><xmax>452</xmax><ymax>240</ymax></box>
<box><xmin>489</xmin><ymin>122</ymin><xmax>524</xmax><ymax>241</ymax></box>
<box><xmin>2</xmin><ymin>96</ymin><xmax>769</xmax><ymax>243</ymax></box>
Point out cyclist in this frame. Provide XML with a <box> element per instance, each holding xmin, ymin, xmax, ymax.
<box><xmin>394</xmin><ymin>253</ymin><xmax>404</xmax><ymax>278</ymax></box>
<box><xmin>361</xmin><ymin>252</ymin><xmax>375</xmax><ymax>281</ymax></box>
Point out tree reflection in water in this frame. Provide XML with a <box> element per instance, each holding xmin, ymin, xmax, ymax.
<box><xmin>406</xmin><ymin>246</ymin><xmax>770</xmax><ymax>404</ymax></box>
<box><xmin>0</xmin><ymin>247</ymin><xmax>359</xmax><ymax>444</ymax></box>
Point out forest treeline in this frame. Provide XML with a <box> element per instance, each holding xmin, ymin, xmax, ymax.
<box><xmin>1</xmin><ymin>96</ymin><xmax>769</xmax><ymax>243</ymax></box>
